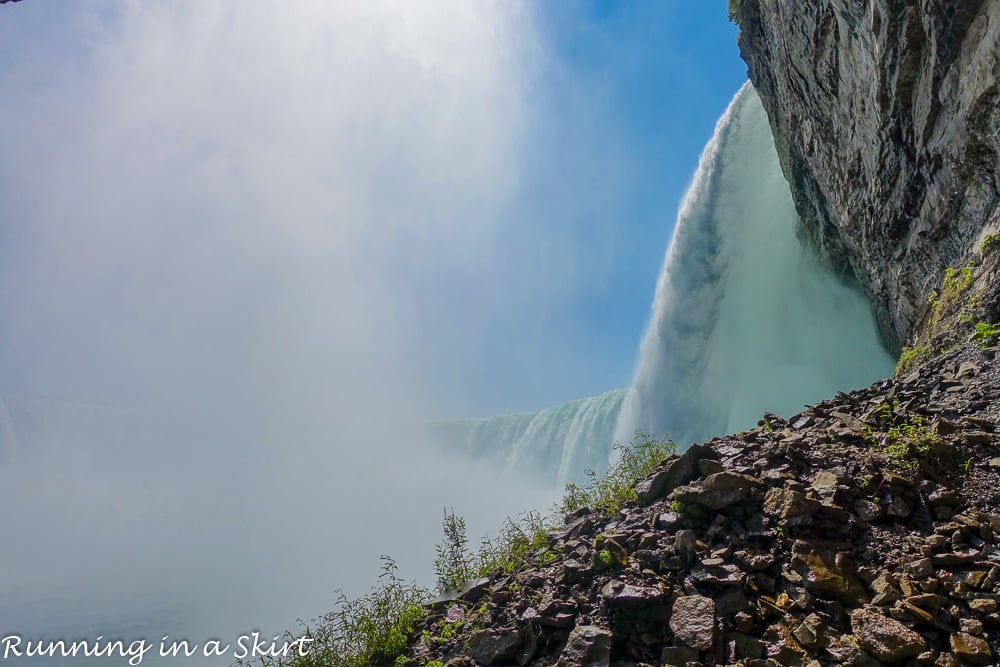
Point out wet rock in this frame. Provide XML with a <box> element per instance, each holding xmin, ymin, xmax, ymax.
<box><xmin>733</xmin><ymin>549</ymin><xmax>775</xmax><ymax>572</ymax></box>
<box><xmin>793</xmin><ymin>613</ymin><xmax>825</xmax><ymax>647</ymax></box>
<box><xmin>763</xmin><ymin>487</ymin><xmax>822</xmax><ymax>521</ymax></box>
<box><xmin>791</xmin><ymin>541</ymin><xmax>868</xmax><ymax>605</ymax></box>
<box><xmin>669</xmin><ymin>595</ymin><xmax>715</xmax><ymax>652</ymax></box>
<box><xmin>600</xmin><ymin>581</ymin><xmax>665</xmax><ymax>609</ymax></box>
<box><xmin>659</xmin><ymin>645</ymin><xmax>699</xmax><ymax>665</ymax></box>
<box><xmin>548</xmin><ymin>515</ymin><xmax>594</xmax><ymax>543</ymax></box>
<box><xmin>555</xmin><ymin>625</ymin><xmax>612</xmax><ymax>667</ymax></box>
<box><xmin>854</xmin><ymin>499</ymin><xmax>883</xmax><ymax>522</ymax></box>
<box><xmin>949</xmin><ymin>633</ymin><xmax>993</xmax><ymax>665</ymax></box>
<box><xmin>671</xmin><ymin>471</ymin><xmax>759</xmax><ymax>510</ymax></box>
<box><xmin>812</xmin><ymin>470</ymin><xmax>840</xmax><ymax>499</ymax></box>
<box><xmin>909</xmin><ymin>558</ymin><xmax>935</xmax><ymax>579</ymax></box>
<box><xmin>635</xmin><ymin>444</ymin><xmax>716</xmax><ymax>505</ymax></box>
<box><xmin>463</xmin><ymin>628</ymin><xmax>523</xmax><ymax>665</ymax></box>
<box><xmin>850</xmin><ymin>607</ymin><xmax>926</xmax><ymax>662</ymax></box>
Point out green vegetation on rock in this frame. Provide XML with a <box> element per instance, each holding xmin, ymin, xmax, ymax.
<box><xmin>560</xmin><ymin>432</ymin><xmax>675</xmax><ymax>517</ymax></box>
<box><xmin>972</xmin><ymin>321</ymin><xmax>999</xmax><ymax>348</ymax></box>
<box><xmin>981</xmin><ymin>233</ymin><xmax>1000</xmax><ymax>254</ymax></box>
<box><xmin>896</xmin><ymin>259</ymin><xmax>988</xmax><ymax>374</ymax></box>
<box><xmin>238</xmin><ymin>432</ymin><xmax>674</xmax><ymax>667</ymax></box>
<box><xmin>235</xmin><ymin>556</ymin><xmax>429</xmax><ymax>667</ymax></box>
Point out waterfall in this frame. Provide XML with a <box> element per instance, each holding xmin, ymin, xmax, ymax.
<box><xmin>614</xmin><ymin>83</ymin><xmax>894</xmax><ymax>446</ymax></box>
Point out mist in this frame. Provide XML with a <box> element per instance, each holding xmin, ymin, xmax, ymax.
<box><xmin>0</xmin><ymin>0</ymin><xmax>614</xmax><ymax>651</ymax></box>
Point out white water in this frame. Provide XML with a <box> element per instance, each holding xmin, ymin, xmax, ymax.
<box><xmin>439</xmin><ymin>84</ymin><xmax>894</xmax><ymax>482</ymax></box>
<box><xmin>430</xmin><ymin>389</ymin><xmax>625</xmax><ymax>486</ymax></box>
<box><xmin>615</xmin><ymin>84</ymin><xmax>895</xmax><ymax>445</ymax></box>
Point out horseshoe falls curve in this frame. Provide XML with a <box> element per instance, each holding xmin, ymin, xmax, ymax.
<box><xmin>435</xmin><ymin>83</ymin><xmax>895</xmax><ymax>486</ymax></box>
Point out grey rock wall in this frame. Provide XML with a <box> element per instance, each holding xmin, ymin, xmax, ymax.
<box><xmin>737</xmin><ymin>0</ymin><xmax>1000</xmax><ymax>348</ymax></box>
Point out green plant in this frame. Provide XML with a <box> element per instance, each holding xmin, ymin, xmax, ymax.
<box><xmin>981</xmin><ymin>233</ymin><xmax>1000</xmax><ymax>254</ymax></box>
<box><xmin>237</xmin><ymin>556</ymin><xmax>429</xmax><ymax>667</ymax></box>
<box><xmin>560</xmin><ymin>432</ymin><xmax>676</xmax><ymax>517</ymax></box>
<box><xmin>963</xmin><ymin>457</ymin><xmax>973</xmax><ymax>474</ymax></box>
<box><xmin>669</xmin><ymin>499</ymin><xmax>685</xmax><ymax>514</ymax></box>
<box><xmin>597</xmin><ymin>549</ymin><xmax>614</xmax><ymax>567</ymax></box>
<box><xmin>942</xmin><ymin>263</ymin><xmax>975</xmax><ymax>295</ymax></box>
<box><xmin>434</xmin><ymin>508</ymin><xmax>474</xmax><ymax>594</ymax></box>
<box><xmin>894</xmin><ymin>346</ymin><xmax>928</xmax><ymax>375</ymax></box>
<box><xmin>476</xmin><ymin>510</ymin><xmax>549</xmax><ymax>576</ymax></box>
<box><xmin>972</xmin><ymin>321</ymin><xmax>1000</xmax><ymax>348</ymax></box>
<box><xmin>727</xmin><ymin>0</ymin><xmax>739</xmax><ymax>23</ymax></box>
<box><xmin>871</xmin><ymin>415</ymin><xmax>938</xmax><ymax>475</ymax></box>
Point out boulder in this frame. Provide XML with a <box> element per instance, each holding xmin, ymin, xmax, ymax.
<box><xmin>671</xmin><ymin>471</ymin><xmax>759</xmax><ymax>510</ymax></box>
<box><xmin>555</xmin><ymin>625</ymin><xmax>612</xmax><ymax>667</ymax></box>
<box><xmin>669</xmin><ymin>595</ymin><xmax>716</xmax><ymax>652</ymax></box>
<box><xmin>635</xmin><ymin>443</ymin><xmax>716</xmax><ymax>505</ymax></box>
<box><xmin>850</xmin><ymin>607</ymin><xmax>926</xmax><ymax>662</ymax></box>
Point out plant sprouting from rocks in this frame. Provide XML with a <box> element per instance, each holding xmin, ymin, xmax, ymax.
<box><xmin>560</xmin><ymin>431</ymin><xmax>676</xmax><ymax>517</ymax></box>
<box><xmin>237</xmin><ymin>556</ymin><xmax>429</xmax><ymax>667</ymax></box>
<box><xmin>981</xmin><ymin>233</ymin><xmax>1000</xmax><ymax>254</ymax></box>
<box><xmin>972</xmin><ymin>321</ymin><xmax>999</xmax><ymax>348</ymax></box>
<box><xmin>434</xmin><ymin>508</ymin><xmax>474</xmax><ymax>594</ymax></box>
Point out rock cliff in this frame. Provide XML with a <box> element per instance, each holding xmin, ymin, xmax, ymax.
<box><xmin>735</xmin><ymin>0</ymin><xmax>1000</xmax><ymax>348</ymax></box>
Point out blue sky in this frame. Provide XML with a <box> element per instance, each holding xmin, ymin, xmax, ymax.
<box><xmin>453</xmin><ymin>3</ymin><xmax>749</xmax><ymax>412</ymax></box>
<box><xmin>0</xmin><ymin>2</ymin><xmax>747</xmax><ymax>420</ymax></box>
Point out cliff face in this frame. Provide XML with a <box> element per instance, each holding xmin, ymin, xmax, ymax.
<box><xmin>736</xmin><ymin>0</ymin><xmax>1000</xmax><ymax>348</ymax></box>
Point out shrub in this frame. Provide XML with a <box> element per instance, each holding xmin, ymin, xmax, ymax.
<box><xmin>560</xmin><ymin>432</ymin><xmax>676</xmax><ymax>517</ymax></box>
<box><xmin>942</xmin><ymin>263</ymin><xmax>975</xmax><ymax>296</ymax></box>
<box><xmin>433</xmin><ymin>509</ymin><xmax>474</xmax><ymax>594</ymax></box>
<box><xmin>727</xmin><ymin>0</ymin><xmax>739</xmax><ymax>23</ymax></box>
<box><xmin>237</xmin><ymin>556</ymin><xmax>429</xmax><ymax>667</ymax></box>
<box><xmin>475</xmin><ymin>510</ymin><xmax>549</xmax><ymax>577</ymax></box>
<box><xmin>250</xmin><ymin>432</ymin><xmax>675</xmax><ymax>667</ymax></box>
<box><xmin>435</xmin><ymin>432</ymin><xmax>673</xmax><ymax>588</ymax></box>
<box><xmin>981</xmin><ymin>233</ymin><xmax>1000</xmax><ymax>254</ymax></box>
<box><xmin>894</xmin><ymin>345</ymin><xmax>928</xmax><ymax>376</ymax></box>
<box><xmin>870</xmin><ymin>414</ymin><xmax>938</xmax><ymax>476</ymax></box>
<box><xmin>972</xmin><ymin>321</ymin><xmax>1000</xmax><ymax>348</ymax></box>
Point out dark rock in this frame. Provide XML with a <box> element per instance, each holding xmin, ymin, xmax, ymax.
<box><xmin>555</xmin><ymin>625</ymin><xmax>612</xmax><ymax>667</ymax></box>
<box><xmin>949</xmin><ymin>633</ymin><xmax>993</xmax><ymax>665</ymax></box>
<box><xmin>659</xmin><ymin>645</ymin><xmax>699</xmax><ymax>665</ymax></box>
<box><xmin>850</xmin><ymin>607</ymin><xmax>927</xmax><ymax>662</ymax></box>
<box><xmin>669</xmin><ymin>595</ymin><xmax>715</xmax><ymax>652</ymax></box>
<box><xmin>635</xmin><ymin>444</ymin><xmax>716</xmax><ymax>505</ymax></box>
<box><xmin>548</xmin><ymin>515</ymin><xmax>594</xmax><ymax>543</ymax></box>
<box><xmin>792</xmin><ymin>540</ymin><xmax>868</xmax><ymax>605</ymax></box>
<box><xmin>600</xmin><ymin>581</ymin><xmax>666</xmax><ymax>608</ymax></box>
<box><xmin>671</xmin><ymin>471</ymin><xmax>760</xmax><ymax>510</ymax></box>
<box><xmin>462</xmin><ymin>628</ymin><xmax>523</xmax><ymax>665</ymax></box>
<box><xmin>763</xmin><ymin>487</ymin><xmax>822</xmax><ymax>521</ymax></box>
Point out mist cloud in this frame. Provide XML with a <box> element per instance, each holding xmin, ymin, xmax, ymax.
<box><xmin>0</xmin><ymin>0</ymin><xmax>601</xmax><ymax>644</ymax></box>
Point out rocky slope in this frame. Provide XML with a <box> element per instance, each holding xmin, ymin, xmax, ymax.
<box><xmin>735</xmin><ymin>0</ymin><xmax>1000</xmax><ymax>348</ymax></box>
<box><xmin>400</xmin><ymin>337</ymin><xmax>1000</xmax><ymax>666</ymax></box>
